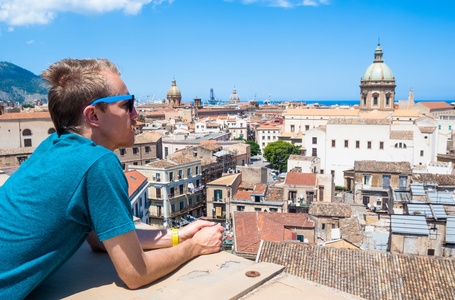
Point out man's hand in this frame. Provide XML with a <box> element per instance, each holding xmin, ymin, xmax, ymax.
<box><xmin>178</xmin><ymin>220</ymin><xmax>218</xmax><ymax>242</ymax></box>
<box><xmin>190</xmin><ymin>224</ymin><xmax>224</xmax><ymax>256</ymax></box>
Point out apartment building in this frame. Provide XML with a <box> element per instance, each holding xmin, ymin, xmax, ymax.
<box><xmin>125</xmin><ymin>170</ymin><xmax>150</xmax><ymax>224</ymax></box>
<box><xmin>256</xmin><ymin>125</ymin><xmax>281</xmax><ymax>152</ymax></box>
<box><xmin>129</xmin><ymin>155</ymin><xmax>203</xmax><ymax>228</ymax></box>
<box><xmin>114</xmin><ymin>132</ymin><xmax>163</xmax><ymax>170</ymax></box>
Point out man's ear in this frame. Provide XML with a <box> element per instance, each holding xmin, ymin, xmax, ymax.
<box><xmin>83</xmin><ymin>106</ymin><xmax>100</xmax><ymax>128</ymax></box>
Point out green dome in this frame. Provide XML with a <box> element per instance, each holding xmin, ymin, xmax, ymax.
<box><xmin>362</xmin><ymin>44</ymin><xmax>394</xmax><ymax>80</ymax></box>
<box><xmin>362</xmin><ymin>62</ymin><xmax>394</xmax><ymax>80</ymax></box>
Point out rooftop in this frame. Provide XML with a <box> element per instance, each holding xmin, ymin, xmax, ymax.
<box><xmin>134</xmin><ymin>132</ymin><xmax>162</xmax><ymax>143</ymax></box>
<box><xmin>124</xmin><ymin>170</ymin><xmax>147</xmax><ymax>198</ymax></box>
<box><xmin>286</xmin><ymin>109</ymin><xmax>359</xmax><ymax>117</ymax></box>
<box><xmin>309</xmin><ymin>203</ymin><xmax>352</xmax><ymax>218</ymax></box>
<box><xmin>419</xmin><ymin>101</ymin><xmax>453</xmax><ymax>109</ymax></box>
<box><xmin>257</xmin><ymin>240</ymin><xmax>455</xmax><ymax>300</ymax></box>
<box><xmin>207</xmin><ymin>173</ymin><xmax>240</xmax><ymax>186</ymax></box>
<box><xmin>0</xmin><ymin>111</ymin><xmax>51</xmax><ymax>120</ymax></box>
<box><xmin>284</xmin><ymin>172</ymin><xmax>317</xmax><ymax>186</ymax></box>
<box><xmin>354</xmin><ymin>160</ymin><xmax>412</xmax><ymax>173</ymax></box>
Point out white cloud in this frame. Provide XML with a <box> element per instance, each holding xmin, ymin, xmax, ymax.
<box><xmin>7</xmin><ymin>26</ymin><xmax>13</xmax><ymax>31</ymax></box>
<box><xmin>0</xmin><ymin>0</ymin><xmax>172</xmax><ymax>26</ymax></box>
<box><xmin>26</xmin><ymin>39</ymin><xmax>34</xmax><ymax>44</ymax></box>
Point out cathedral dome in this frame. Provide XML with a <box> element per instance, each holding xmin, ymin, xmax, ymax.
<box><xmin>362</xmin><ymin>44</ymin><xmax>394</xmax><ymax>80</ymax></box>
<box><xmin>229</xmin><ymin>88</ymin><xmax>240</xmax><ymax>103</ymax></box>
<box><xmin>167</xmin><ymin>79</ymin><xmax>181</xmax><ymax>97</ymax></box>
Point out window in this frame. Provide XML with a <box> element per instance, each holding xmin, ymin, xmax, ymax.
<box><xmin>331</xmin><ymin>140</ymin><xmax>336</xmax><ymax>147</ymax></box>
<box><xmin>356</xmin><ymin>140</ymin><xmax>360</xmax><ymax>149</ymax></box>
<box><xmin>196</xmin><ymin>166</ymin><xmax>199</xmax><ymax>175</ymax></box>
<box><xmin>305</xmin><ymin>125</ymin><xmax>309</xmax><ymax>131</ymax></box>
<box><xmin>428</xmin><ymin>249</ymin><xmax>435</xmax><ymax>256</ymax></box>
<box><xmin>363</xmin><ymin>174</ymin><xmax>371</xmax><ymax>187</ymax></box>
<box><xmin>386</xmin><ymin>96</ymin><xmax>390</xmax><ymax>106</ymax></box>
<box><xmin>373</xmin><ymin>96</ymin><xmax>378</xmax><ymax>105</ymax></box>
<box><xmin>171</xmin><ymin>203</ymin><xmax>176</xmax><ymax>213</ymax></box>
<box><xmin>367</xmin><ymin>141</ymin><xmax>372</xmax><ymax>149</ymax></box>
<box><xmin>24</xmin><ymin>139</ymin><xmax>32</xmax><ymax>147</ymax></box>
<box><xmin>420</xmin><ymin>150</ymin><xmax>424</xmax><ymax>157</ymax></box>
<box><xmin>187</xmin><ymin>168</ymin><xmax>191</xmax><ymax>178</ymax></box>
<box><xmin>22</xmin><ymin>129</ymin><xmax>32</xmax><ymax>136</ymax></box>
<box><xmin>170</xmin><ymin>187</ymin><xmax>175</xmax><ymax>198</ymax></box>
<box><xmin>145</xmin><ymin>146</ymin><xmax>151</xmax><ymax>153</ymax></box>
<box><xmin>165</xmin><ymin>147</ymin><xmax>169</xmax><ymax>157</ymax></box>
<box><xmin>270</xmin><ymin>208</ymin><xmax>278</xmax><ymax>212</ymax></box>
<box><xmin>237</xmin><ymin>205</ymin><xmax>245</xmax><ymax>211</ymax></box>
<box><xmin>291</xmin><ymin>125</ymin><xmax>295</xmax><ymax>132</ymax></box>
<box><xmin>169</xmin><ymin>172</ymin><xmax>174</xmax><ymax>182</ymax></box>
<box><xmin>382</xmin><ymin>175</ymin><xmax>391</xmax><ymax>190</ymax></box>
<box><xmin>133</xmin><ymin>147</ymin><xmax>139</xmax><ymax>154</ymax></box>
<box><xmin>179</xmin><ymin>200</ymin><xmax>185</xmax><ymax>211</ymax></box>
<box><xmin>331</xmin><ymin>170</ymin><xmax>335</xmax><ymax>177</ymax></box>
<box><xmin>156</xmin><ymin>188</ymin><xmax>161</xmax><ymax>199</ymax></box>
<box><xmin>120</xmin><ymin>148</ymin><xmax>126</xmax><ymax>156</ymax></box>
<box><xmin>178</xmin><ymin>170</ymin><xmax>182</xmax><ymax>180</ymax></box>
<box><xmin>196</xmin><ymin>195</ymin><xmax>200</xmax><ymax>202</ymax></box>
<box><xmin>344</xmin><ymin>140</ymin><xmax>349</xmax><ymax>148</ymax></box>
<box><xmin>321</xmin><ymin>223</ymin><xmax>326</xmax><ymax>230</ymax></box>
<box><xmin>312</xmin><ymin>137</ymin><xmax>317</xmax><ymax>144</ymax></box>
<box><xmin>121</xmin><ymin>163</ymin><xmax>125</xmax><ymax>170</ymax></box>
<box><xmin>156</xmin><ymin>173</ymin><xmax>161</xmax><ymax>182</ymax></box>
<box><xmin>380</xmin><ymin>141</ymin><xmax>384</xmax><ymax>150</ymax></box>
<box><xmin>196</xmin><ymin>179</ymin><xmax>200</xmax><ymax>187</ymax></box>
<box><xmin>399</xmin><ymin>176</ymin><xmax>407</xmax><ymax>189</ymax></box>
<box><xmin>255</xmin><ymin>208</ymin><xmax>262</xmax><ymax>212</ymax></box>
<box><xmin>319</xmin><ymin>186</ymin><xmax>324</xmax><ymax>201</ymax></box>
<box><xmin>214</xmin><ymin>189</ymin><xmax>223</xmax><ymax>202</ymax></box>
<box><xmin>439</xmin><ymin>125</ymin><xmax>441</xmax><ymax>129</ymax></box>
<box><xmin>312</xmin><ymin>148</ymin><xmax>317</xmax><ymax>157</ymax></box>
<box><xmin>179</xmin><ymin>184</ymin><xmax>184</xmax><ymax>194</ymax></box>
<box><xmin>289</xmin><ymin>191</ymin><xmax>297</xmax><ymax>200</ymax></box>
<box><xmin>189</xmin><ymin>197</ymin><xmax>193</xmax><ymax>206</ymax></box>
<box><xmin>363</xmin><ymin>97</ymin><xmax>366</xmax><ymax>105</ymax></box>
<box><xmin>48</xmin><ymin>128</ymin><xmax>56</xmax><ymax>134</ymax></box>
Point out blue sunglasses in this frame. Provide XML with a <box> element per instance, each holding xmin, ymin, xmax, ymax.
<box><xmin>87</xmin><ymin>95</ymin><xmax>135</xmax><ymax>112</ymax></box>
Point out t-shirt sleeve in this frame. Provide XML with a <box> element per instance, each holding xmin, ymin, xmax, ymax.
<box><xmin>69</xmin><ymin>152</ymin><xmax>136</xmax><ymax>241</ymax></box>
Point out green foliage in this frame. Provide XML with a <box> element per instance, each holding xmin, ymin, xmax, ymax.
<box><xmin>137</xmin><ymin>114</ymin><xmax>146</xmax><ymax>123</ymax></box>
<box><xmin>232</xmin><ymin>137</ymin><xmax>260</xmax><ymax>156</ymax></box>
<box><xmin>263</xmin><ymin>140</ymin><xmax>300</xmax><ymax>172</ymax></box>
<box><xmin>21</xmin><ymin>104</ymin><xmax>35</xmax><ymax>109</ymax></box>
<box><xmin>245</xmin><ymin>140</ymin><xmax>260</xmax><ymax>156</ymax></box>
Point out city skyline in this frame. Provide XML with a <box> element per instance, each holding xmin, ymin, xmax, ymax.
<box><xmin>0</xmin><ymin>0</ymin><xmax>454</xmax><ymax>102</ymax></box>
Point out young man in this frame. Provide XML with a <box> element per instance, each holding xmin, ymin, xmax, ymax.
<box><xmin>0</xmin><ymin>59</ymin><xmax>224</xmax><ymax>298</ymax></box>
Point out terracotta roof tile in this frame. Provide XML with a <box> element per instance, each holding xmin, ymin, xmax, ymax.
<box><xmin>258</xmin><ymin>241</ymin><xmax>455</xmax><ymax>300</ymax></box>
<box><xmin>124</xmin><ymin>170</ymin><xmax>147</xmax><ymax>198</ymax></box>
<box><xmin>420</xmin><ymin>101</ymin><xmax>453</xmax><ymax>109</ymax></box>
<box><xmin>0</xmin><ymin>112</ymin><xmax>51</xmax><ymax>120</ymax></box>
<box><xmin>234</xmin><ymin>212</ymin><xmax>314</xmax><ymax>255</ymax></box>
<box><xmin>252</xmin><ymin>184</ymin><xmax>267</xmax><ymax>196</ymax></box>
<box><xmin>354</xmin><ymin>160</ymin><xmax>412</xmax><ymax>173</ymax></box>
<box><xmin>309</xmin><ymin>203</ymin><xmax>351</xmax><ymax>217</ymax></box>
<box><xmin>284</xmin><ymin>173</ymin><xmax>317</xmax><ymax>186</ymax></box>
<box><xmin>233</xmin><ymin>190</ymin><xmax>252</xmax><ymax>201</ymax></box>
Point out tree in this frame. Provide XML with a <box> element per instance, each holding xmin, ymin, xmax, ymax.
<box><xmin>232</xmin><ymin>137</ymin><xmax>260</xmax><ymax>156</ymax></box>
<box><xmin>137</xmin><ymin>114</ymin><xmax>146</xmax><ymax>123</ymax></box>
<box><xmin>263</xmin><ymin>140</ymin><xmax>300</xmax><ymax>172</ymax></box>
<box><xmin>245</xmin><ymin>140</ymin><xmax>260</xmax><ymax>156</ymax></box>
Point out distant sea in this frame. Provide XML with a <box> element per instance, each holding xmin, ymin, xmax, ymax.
<box><xmin>252</xmin><ymin>99</ymin><xmax>454</xmax><ymax>106</ymax></box>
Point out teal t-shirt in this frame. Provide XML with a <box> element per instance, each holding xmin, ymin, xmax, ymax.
<box><xmin>0</xmin><ymin>133</ymin><xmax>136</xmax><ymax>299</ymax></box>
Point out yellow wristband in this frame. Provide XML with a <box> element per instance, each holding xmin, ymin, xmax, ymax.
<box><xmin>172</xmin><ymin>228</ymin><xmax>179</xmax><ymax>246</ymax></box>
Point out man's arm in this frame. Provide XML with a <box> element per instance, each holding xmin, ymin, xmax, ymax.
<box><xmin>102</xmin><ymin>224</ymin><xmax>223</xmax><ymax>289</ymax></box>
<box><xmin>87</xmin><ymin>220</ymin><xmax>218</xmax><ymax>251</ymax></box>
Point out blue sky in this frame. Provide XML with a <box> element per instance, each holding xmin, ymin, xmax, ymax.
<box><xmin>0</xmin><ymin>0</ymin><xmax>454</xmax><ymax>103</ymax></box>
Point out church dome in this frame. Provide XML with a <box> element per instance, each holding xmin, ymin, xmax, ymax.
<box><xmin>167</xmin><ymin>79</ymin><xmax>181</xmax><ymax>97</ymax></box>
<box><xmin>362</xmin><ymin>44</ymin><xmax>394</xmax><ymax>80</ymax></box>
<box><xmin>229</xmin><ymin>88</ymin><xmax>240</xmax><ymax>103</ymax></box>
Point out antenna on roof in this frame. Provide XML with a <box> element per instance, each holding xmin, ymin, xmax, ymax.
<box><xmin>378</xmin><ymin>37</ymin><xmax>380</xmax><ymax>46</ymax></box>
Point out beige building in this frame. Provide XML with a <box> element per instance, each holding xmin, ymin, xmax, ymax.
<box><xmin>114</xmin><ymin>132</ymin><xmax>163</xmax><ymax>170</ymax></box>
<box><xmin>129</xmin><ymin>155</ymin><xmax>203</xmax><ymax>228</ymax></box>
<box><xmin>349</xmin><ymin>160</ymin><xmax>412</xmax><ymax>210</ymax></box>
<box><xmin>231</xmin><ymin>183</ymin><xmax>284</xmax><ymax>214</ymax></box>
<box><xmin>206</xmin><ymin>173</ymin><xmax>242</xmax><ymax>222</ymax></box>
<box><xmin>0</xmin><ymin>112</ymin><xmax>55</xmax><ymax>149</ymax></box>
